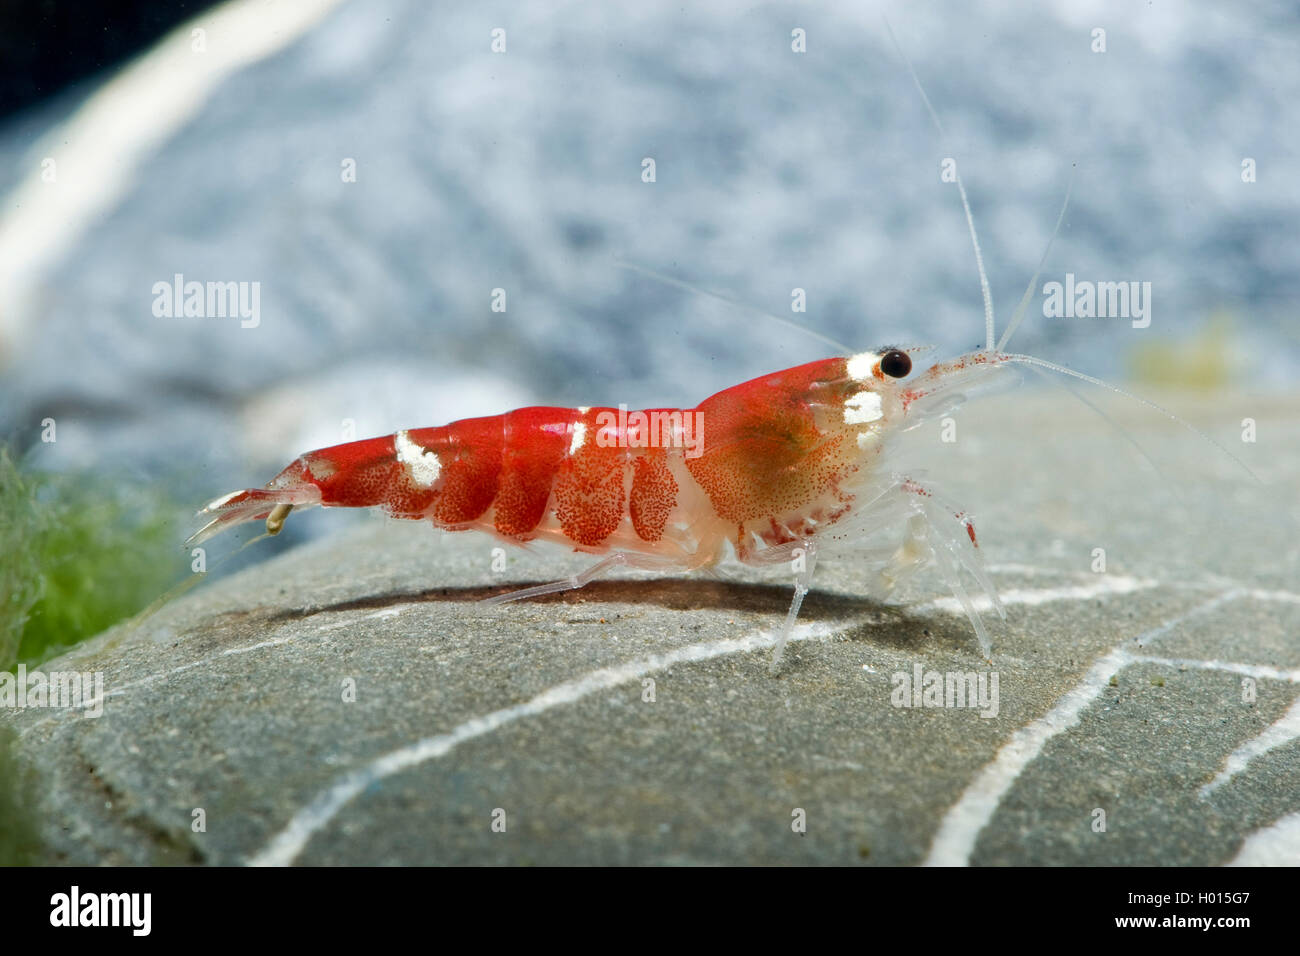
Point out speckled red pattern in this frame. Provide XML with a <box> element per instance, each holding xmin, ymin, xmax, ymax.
<box><xmin>492</xmin><ymin>407</ymin><xmax>571</xmax><ymax>537</ymax></box>
<box><xmin>415</xmin><ymin>418</ymin><xmax>502</xmax><ymax>525</ymax></box>
<box><xmin>629</xmin><ymin>449</ymin><xmax>677</xmax><ymax>542</ymax></box>
<box><xmin>686</xmin><ymin>357</ymin><xmax>852</xmax><ymax>536</ymax></box>
<box><xmin>265</xmin><ymin>354</ymin><xmax>857</xmax><ymax>550</ymax></box>
<box><xmin>290</xmin><ymin>435</ymin><xmax>411</xmax><ymax>510</ymax></box>
<box><xmin>553</xmin><ymin>407</ymin><xmax>626</xmax><ymax>546</ymax></box>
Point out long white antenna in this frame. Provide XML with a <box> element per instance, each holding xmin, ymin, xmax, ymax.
<box><xmin>614</xmin><ymin>257</ymin><xmax>855</xmax><ymax>356</ymax></box>
<box><xmin>1002</xmin><ymin>353</ymin><xmax>1262</xmax><ymax>484</ymax></box>
<box><xmin>998</xmin><ymin>169</ymin><xmax>1075</xmax><ymax>352</ymax></box>
<box><xmin>885</xmin><ymin>19</ymin><xmax>995</xmax><ymax>351</ymax></box>
<box><xmin>1018</xmin><ymin>360</ymin><xmax>1190</xmax><ymax>508</ymax></box>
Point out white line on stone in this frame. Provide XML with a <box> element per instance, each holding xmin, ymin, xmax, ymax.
<box><xmin>246</xmin><ymin>622</ymin><xmax>842</xmax><ymax>866</ymax></box>
<box><xmin>245</xmin><ymin>575</ymin><xmax>1199</xmax><ymax>866</ymax></box>
<box><xmin>1112</xmin><ymin>653</ymin><xmax>1300</xmax><ymax>801</ymax></box>
<box><xmin>316</xmin><ymin>605</ymin><xmax>414</xmax><ymax>632</ymax></box>
<box><xmin>912</xmin><ymin>574</ymin><xmax>1158</xmax><ymax>616</ymax></box>
<box><xmin>17</xmin><ymin>630</ymin><xmax>314</xmax><ymax>735</ymax></box>
<box><xmin>1201</xmin><ymin>692</ymin><xmax>1300</xmax><ymax>798</ymax></box>
<box><xmin>982</xmin><ymin>562</ymin><xmax>1071</xmax><ymax>577</ymax></box>
<box><xmin>1227</xmin><ymin>811</ymin><xmax>1300</xmax><ymax>865</ymax></box>
<box><xmin>1129</xmin><ymin>656</ymin><xmax>1300</xmax><ymax>684</ymax></box>
<box><xmin>1246</xmin><ymin>588</ymin><xmax>1300</xmax><ymax>605</ymax></box>
<box><xmin>922</xmin><ymin>590</ymin><xmax>1243</xmax><ymax>866</ymax></box>
<box><xmin>74</xmin><ymin>635</ymin><xmax>302</xmax><ymax>713</ymax></box>
<box><xmin>221</xmin><ymin>636</ymin><xmax>296</xmax><ymax>656</ymax></box>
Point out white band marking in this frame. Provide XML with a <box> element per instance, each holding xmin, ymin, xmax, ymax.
<box><xmin>394</xmin><ymin>430</ymin><xmax>441</xmax><ymax>487</ymax></box>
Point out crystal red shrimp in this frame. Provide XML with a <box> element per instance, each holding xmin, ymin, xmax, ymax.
<box><xmin>186</xmin><ymin>275</ymin><xmax>1250</xmax><ymax>671</ymax></box>
<box><xmin>188</xmin><ymin>42</ymin><xmax>1256</xmax><ymax>671</ymax></box>
<box><xmin>187</xmin><ymin>344</ymin><xmax>1031</xmax><ymax>668</ymax></box>
<box><xmin>187</xmin><ymin>259</ymin><xmax>1250</xmax><ymax>674</ymax></box>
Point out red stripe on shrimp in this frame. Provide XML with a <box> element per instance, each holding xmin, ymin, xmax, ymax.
<box><xmin>494</xmin><ymin>407</ymin><xmax>572</xmax><ymax>538</ymax></box>
<box><xmin>420</xmin><ymin>417</ymin><xmax>503</xmax><ymax>525</ymax></box>
<box><xmin>686</xmin><ymin>357</ymin><xmax>855</xmax><ymax>528</ymax></box>
<box><xmin>553</xmin><ymin>407</ymin><xmax>626</xmax><ymax>546</ymax></box>
<box><xmin>629</xmin><ymin>449</ymin><xmax>677</xmax><ymax>542</ymax></box>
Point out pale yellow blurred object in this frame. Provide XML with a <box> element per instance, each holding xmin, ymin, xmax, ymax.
<box><xmin>1126</xmin><ymin>313</ymin><xmax>1239</xmax><ymax>390</ymax></box>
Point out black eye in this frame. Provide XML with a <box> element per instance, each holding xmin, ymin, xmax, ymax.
<box><xmin>880</xmin><ymin>349</ymin><xmax>912</xmax><ymax>378</ymax></box>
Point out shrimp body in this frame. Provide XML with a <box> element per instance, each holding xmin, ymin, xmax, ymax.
<box><xmin>184</xmin><ymin>32</ymin><xmax>1257</xmax><ymax>670</ymax></box>
<box><xmin>190</xmin><ymin>346</ymin><xmax>1012</xmax><ymax>666</ymax></box>
<box><xmin>193</xmin><ymin>354</ymin><xmax>902</xmax><ymax>556</ymax></box>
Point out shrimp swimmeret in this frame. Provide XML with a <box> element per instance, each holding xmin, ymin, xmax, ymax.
<box><xmin>187</xmin><ymin>60</ymin><xmax>1250</xmax><ymax>673</ymax></box>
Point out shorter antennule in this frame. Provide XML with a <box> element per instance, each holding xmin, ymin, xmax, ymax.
<box><xmin>998</xmin><ymin>168</ymin><xmax>1075</xmax><ymax>353</ymax></box>
<box><xmin>885</xmin><ymin>17</ymin><xmax>996</xmax><ymax>352</ymax></box>
<box><xmin>614</xmin><ymin>258</ymin><xmax>854</xmax><ymax>356</ymax></box>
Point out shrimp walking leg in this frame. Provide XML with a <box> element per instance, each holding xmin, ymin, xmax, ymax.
<box><xmin>769</xmin><ymin>539</ymin><xmax>818</xmax><ymax>672</ymax></box>
<box><xmin>877</xmin><ymin>512</ymin><xmax>934</xmax><ymax>593</ymax></box>
<box><xmin>880</xmin><ymin>479</ymin><xmax>1001</xmax><ymax>658</ymax></box>
<box><xmin>907</xmin><ymin>481</ymin><xmax>1004</xmax><ymax>623</ymax></box>
<box><xmin>743</xmin><ymin>472</ymin><xmax>996</xmax><ymax>669</ymax></box>
<box><xmin>480</xmin><ymin>551</ymin><xmax>703</xmax><ymax>606</ymax></box>
<box><xmin>925</xmin><ymin>522</ymin><xmax>994</xmax><ymax>660</ymax></box>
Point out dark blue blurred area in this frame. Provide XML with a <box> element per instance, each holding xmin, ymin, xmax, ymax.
<box><xmin>0</xmin><ymin>0</ymin><xmax>223</xmax><ymax>119</ymax></box>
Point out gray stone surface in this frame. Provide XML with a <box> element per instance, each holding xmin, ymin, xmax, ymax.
<box><xmin>3</xmin><ymin>389</ymin><xmax>1296</xmax><ymax>865</ymax></box>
